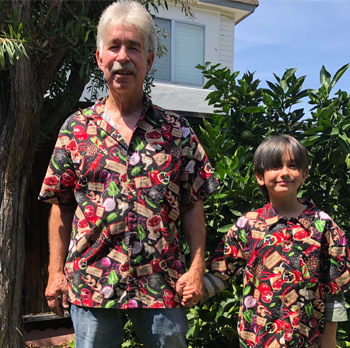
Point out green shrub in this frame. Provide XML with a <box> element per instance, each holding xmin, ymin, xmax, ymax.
<box><xmin>116</xmin><ymin>63</ymin><xmax>350</xmax><ymax>348</ymax></box>
<box><xmin>187</xmin><ymin>62</ymin><xmax>350</xmax><ymax>348</ymax></box>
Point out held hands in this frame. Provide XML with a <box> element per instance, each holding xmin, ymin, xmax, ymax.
<box><xmin>176</xmin><ymin>270</ymin><xmax>203</xmax><ymax>307</ymax></box>
<box><xmin>45</xmin><ymin>272</ymin><xmax>69</xmax><ymax>317</ymax></box>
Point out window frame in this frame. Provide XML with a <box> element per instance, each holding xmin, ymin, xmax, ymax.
<box><xmin>154</xmin><ymin>17</ymin><xmax>206</xmax><ymax>86</ymax></box>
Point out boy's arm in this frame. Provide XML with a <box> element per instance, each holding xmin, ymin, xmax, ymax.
<box><xmin>320</xmin><ymin>321</ymin><xmax>337</xmax><ymax>348</ymax></box>
<box><xmin>202</xmin><ymin>273</ymin><xmax>230</xmax><ymax>302</ymax></box>
<box><xmin>320</xmin><ymin>293</ymin><xmax>348</xmax><ymax>348</ymax></box>
<box><xmin>178</xmin><ymin>273</ymin><xmax>230</xmax><ymax>306</ymax></box>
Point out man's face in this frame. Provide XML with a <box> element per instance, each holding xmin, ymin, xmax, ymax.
<box><xmin>96</xmin><ymin>23</ymin><xmax>154</xmax><ymax>96</ymax></box>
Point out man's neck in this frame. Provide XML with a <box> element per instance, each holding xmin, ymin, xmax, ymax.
<box><xmin>104</xmin><ymin>90</ymin><xmax>145</xmax><ymax>146</ymax></box>
<box><xmin>106</xmin><ymin>90</ymin><xmax>144</xmax><ymax>119</ymax></box>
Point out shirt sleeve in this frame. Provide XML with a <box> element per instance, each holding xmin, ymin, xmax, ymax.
<box><xmin>179</xmin><ymin>121</ymin><xmax>219</xmax><ymax>206</ymax></box>
<box><xmin>324</xmin><ymin>293</ymin><xmax>348</xmax><ymax>322</ymax></box>
<box><xmin>319</xmin><ymin>213</ymin><xmax>350</xmax><ymax>295</ymax></box>
<box><xmin>208</xmin><ymin>215</ymin><xmax>249</xmax><ymax>281</ymax></box>
<box><xmin>201</xmin><ymin>273</ymin><xmax>230</xmax><ymax>302</ymax></box>
<box><xmin>38</xmin><ymin>115</ymin><xmax>78</xmax><ymax>206</ymax></box>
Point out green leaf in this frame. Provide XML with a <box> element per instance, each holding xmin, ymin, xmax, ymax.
<box><xmin>282</xmin><ymin>68</ymin><xmax>297</xmax><ymax>80</ymax></box>
<box><xmin>301</xmin><ymin>135</ymin><xmax>320</xmax><ymax>147</ymax></box>
<box><xmin>320</xmin><ymin>65</ymin><xmax>331</xmax><ymax>89</ymax></box>
<box><xmin>242</xmin><ymin>106</ymin><xmax>265</xmax><ymax>114</ymax></box>
<box><xmin>217</xmin><ymin>224</ymin><xmax>232</xmax><ymax>233</ymax></box>
<box><xmin>331</xmin><ymin>63</ymin><xmax>349</xmax><ymax>89</ymax></box>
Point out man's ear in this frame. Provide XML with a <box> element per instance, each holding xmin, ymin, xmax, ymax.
<box><xmin>146</xmin><ymin>51</ymin><xmax>155</xmax><ymax>71</ymax></box>
<box><xmin>255</xmin><ymin>172</ymin><xmax>265</xmax><ymax>186</ymax></box>
<box><xmin>96</xmin><ymin>49</ymin><xmax>103</xmax><ymax>70</ymax></box>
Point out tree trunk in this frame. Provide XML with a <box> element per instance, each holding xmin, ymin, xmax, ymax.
<box><xmin>0</xmin><ymin>4</ymin><xmax>42</xmax><ymax>346</ymax></box>
<box><xmin>0</xmin><ymin>1</ymin><xmax>100</xmax><ymax>345</ymax></box>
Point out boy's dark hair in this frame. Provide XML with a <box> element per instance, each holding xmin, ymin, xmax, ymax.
<box><xmin>253</xmin><ymin>134</ymin><xmax>309</xmax><ymax>199</ymax></box>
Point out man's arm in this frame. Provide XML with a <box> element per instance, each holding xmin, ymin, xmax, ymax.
<box><xmin>177</xmin><ymin>200</ymin><xmax>206</xmax><ymax>307</ymax></box>
<box><xmin>45</xmin><ymin>204</ymin><xmax>74</xmax><ymax>317</ymax></box>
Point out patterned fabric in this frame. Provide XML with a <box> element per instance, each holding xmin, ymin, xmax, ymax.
<box><xmin>209</xmin><ymin>198</ymin><xmax>350</xmax><ymax>348</ymax></box>
<box><xmin>201</xmin><ymin>277</ymin><xmax>348</xmax><ymax>321</ymax></box>
<box><xmin>39</xmin><ymin>95</ymin><xmax>219</xmax><ymax>309</ymax></box>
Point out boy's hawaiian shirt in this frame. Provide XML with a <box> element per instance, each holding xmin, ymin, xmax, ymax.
<box><xmin>39</xmin><ymin>96</ymin><xmax>219</xmax><ymax>309</ymax></box>
<box><xmin>210</xmin><ymin>199</ymin><xmax>350</xmax><ymax>348</ymax></box>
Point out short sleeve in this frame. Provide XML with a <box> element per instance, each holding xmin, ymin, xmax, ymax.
<box><xmin>38</xmin><ymin>116</ymin><xmax>78</xmax><ymax>206</ymax></box>
<box><xmin>320</xmin><ymin>213</ymin><xmax>350</xmax><ymax>295</ymax></box>
<box><xmin>324</xmin><ymin>293</ymin><xmax>348</xmax><ymax>322</ymax></box>
<box><xmin>179</xmin><ymin>124</ymin><xmax>219</xmax><ymax>206</ymax></box>
<box><xmin>208</xmin><ymin>215</ymin><xmax>249</xmax><ymax>281</ymax></box>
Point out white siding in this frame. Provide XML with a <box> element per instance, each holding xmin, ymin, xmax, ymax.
<box><xmin>219</xmin><ymin>14</ymin><xmax>235</xmax><ymax>69</ymax></box>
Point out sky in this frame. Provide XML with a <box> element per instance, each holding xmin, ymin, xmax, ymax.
<box><xmin>233</xmin><ymin>0</ymin><xmax>350</xmax><ymax>105</ymax></box>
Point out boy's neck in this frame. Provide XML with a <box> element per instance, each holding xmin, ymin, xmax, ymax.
<box><xmin>269</xmin><ymin>196</ymin><xmax>306</xmax><ymax>219</ymax></box>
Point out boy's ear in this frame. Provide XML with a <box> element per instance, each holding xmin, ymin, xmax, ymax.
<box><xmin>255</xmin><ymin>172</ymin><xmax>265</xmax><ymax>186</ymax></box>
<box><xmin>302</xmin><ymin>169</ymin><xmax>309</xmax><ymax>182</ymax></box>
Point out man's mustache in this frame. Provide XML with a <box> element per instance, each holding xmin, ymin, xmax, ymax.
<box><xmin>111</xmin><ymin>61</ymin><xmax>137</xmax><ymax>74</ymax></box>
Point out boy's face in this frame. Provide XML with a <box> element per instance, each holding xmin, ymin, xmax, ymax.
<box><xmin>255</xmin><ymin>151</ymin><xmax>308</xmax><ymax>200</ymax></box>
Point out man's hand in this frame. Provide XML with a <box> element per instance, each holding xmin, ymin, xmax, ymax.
<box><xmin>179</xmin><ymin>200</ymin><xmax>206</xmax><ymax>307</ymax></box>
<box><xmin>46</xmin><ymin>204</ymin><xmax>74</xmax><ymax>317</ymax></box>
<box><xmin>45</xmin><ymin>272</ymin><xmax>69</xmax><ymax>317</ymax></box>
<box><xmin>176</xmin><ymin>271</ymin><xmax>202</xmax><ymax>307</ymax></box>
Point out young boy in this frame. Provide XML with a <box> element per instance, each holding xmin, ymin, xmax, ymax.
<box><xmin>179</xmin><ymin>135</ymin><xmax>350</xmax><ymax>348</ymax></box>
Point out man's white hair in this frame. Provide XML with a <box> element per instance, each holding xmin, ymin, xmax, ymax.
<box><xmin>96</xmin><ymin>0</ymin><xmax>157</xmax><ymax>55</ymax></box>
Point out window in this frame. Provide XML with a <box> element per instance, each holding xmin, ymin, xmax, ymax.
<box><xmin>154</xmin><ymin>18</ymin><xmax>205</xmax><ymax>85</ymax></box>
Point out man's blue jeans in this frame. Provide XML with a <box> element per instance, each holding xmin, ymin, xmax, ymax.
<box><xmin>70</xmin><ymin>304</ymin><xmax>189</xmax><ymax>348</ymax></box>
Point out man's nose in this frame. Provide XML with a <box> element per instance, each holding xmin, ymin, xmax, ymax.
<box><xmin>116</xmin><ymin>46</ymin><xmax>128</xmax><ymax>62</ymax></box>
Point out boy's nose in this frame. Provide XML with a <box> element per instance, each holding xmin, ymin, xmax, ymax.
<box><xmin>280</xmin><ymin>165</ymin><xmax>290</xmax><ymax>176</ymax></box>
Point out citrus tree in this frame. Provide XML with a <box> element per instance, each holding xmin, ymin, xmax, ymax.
<box><xmin>185</xmin><ymin>62</ymin><xmax>350</xmax><ymax>347</ymax></box>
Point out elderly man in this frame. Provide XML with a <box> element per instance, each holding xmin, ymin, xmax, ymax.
<box><xmin>39</xmin><ymin>1</ymin><xmax>218</xmax><ymax>347</ymax></box>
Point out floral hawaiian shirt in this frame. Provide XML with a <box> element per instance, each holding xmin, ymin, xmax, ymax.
<box><xmin>39</xmin><ymin>95</ymin><xmax>219</xmax><ymax>309</ymax></box>
<box><xmin>209</xmin><ymin>199</ymin><xmax>350</xmax><ymax>348</ymax></box>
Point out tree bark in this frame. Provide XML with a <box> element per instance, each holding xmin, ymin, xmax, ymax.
<box><xmin>0</xmin><ymin>1</ymin><xmax>105</xmax><ymax>346</ymax></box>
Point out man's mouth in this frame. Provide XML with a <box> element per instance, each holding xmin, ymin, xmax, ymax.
<box><xmin>113</xmin><ymin>69</ymin><xmax>134</xmax><ymax>75</ymax></box>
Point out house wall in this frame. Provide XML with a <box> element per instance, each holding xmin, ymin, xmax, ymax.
<box><xmin>80</xmin><ymin>3</ymin><xmax>239</xmax><ymax>115</ymax></box>
<box><xmin>150</xmin><ymin>3</ymin><xmax>236</xmax><ymax>114</ymax></box>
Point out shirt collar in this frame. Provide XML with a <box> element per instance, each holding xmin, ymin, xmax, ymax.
<box><xmin>260</xmin><ymin>199</ymin><xmax>316</xmax><ymax>230</ymax></box>
<box><xmin>80</xmin><ymin>93</ymin><xmax>152</xmax><ymax>123</ymax></box>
